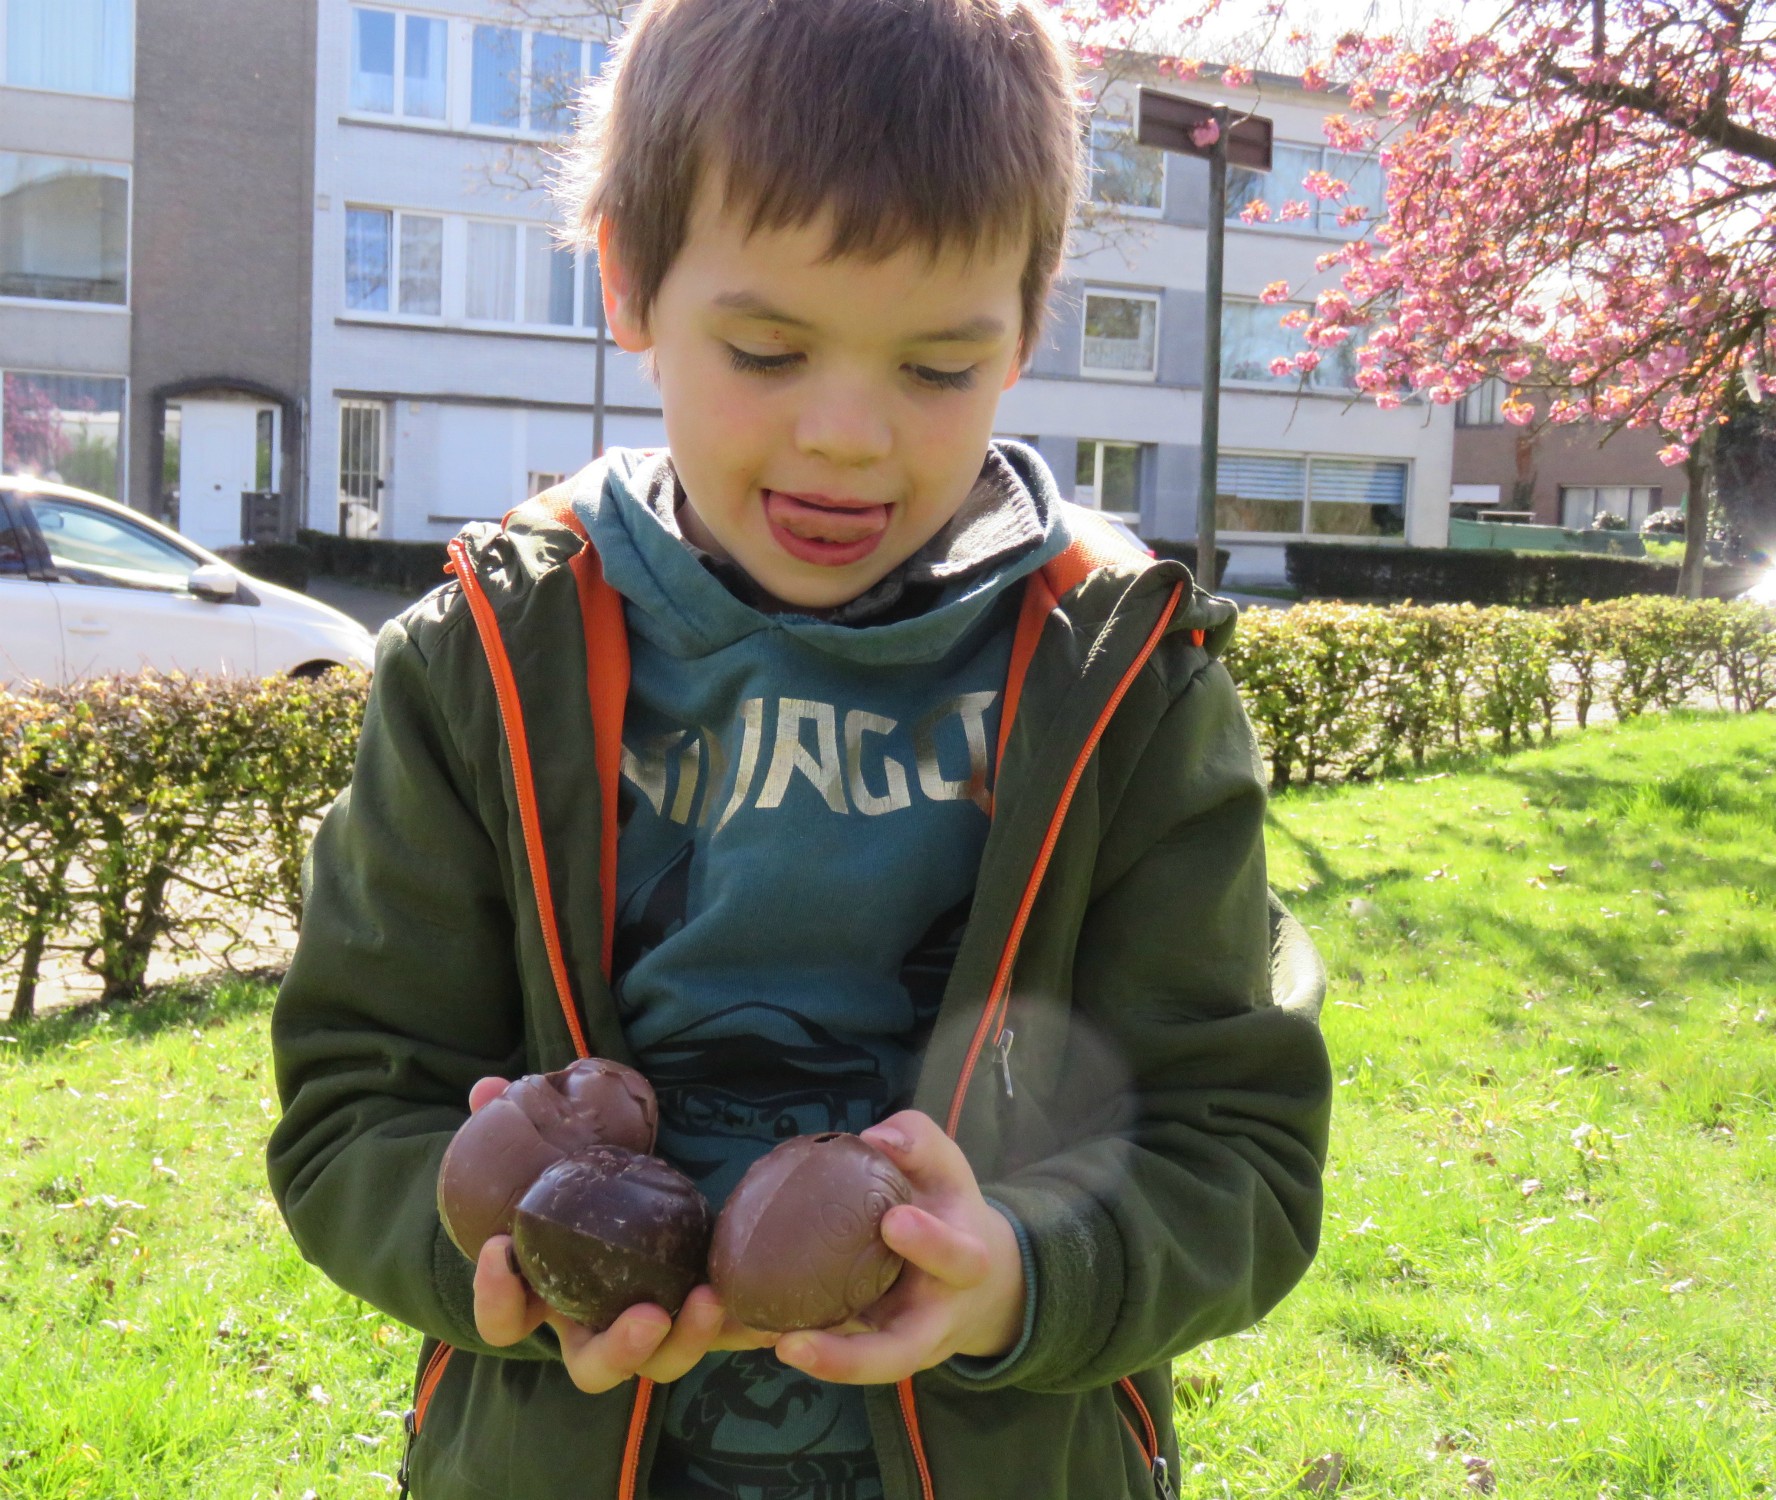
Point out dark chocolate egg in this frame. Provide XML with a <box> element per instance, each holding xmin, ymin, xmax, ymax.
<box><xmin>437</xmin><ymin>1058</ymin><xmax>658</xmax><ymax>1260</ymax></box>
<box><xmin>512</xmin><ymin>1146</ymin><xmax>713</xmax><ymax>1330</ymax></box>
<box><xmin>709</xmin><ymin>1132</ymin><xmax>912</xmax><ymax>1332</ymax></box>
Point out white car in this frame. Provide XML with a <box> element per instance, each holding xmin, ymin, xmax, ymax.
<box><xmin>0</xmin><ymin>476</ymin><xmax>377</xmax><ymax>688</ymax></box>
<box><xmin>1740</xmin><ymin>568</ymin><xmax>1776</xmax><ymax>607</ymax></box>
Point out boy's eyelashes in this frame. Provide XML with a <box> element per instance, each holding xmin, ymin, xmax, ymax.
<box><xmin>722</xmin><ymin>343</ymin><xmax>979</xmax><ymax>392</ymax></box>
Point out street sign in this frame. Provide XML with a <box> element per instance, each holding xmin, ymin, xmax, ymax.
<box><xmin>1135</xmin><ymin>88</ymin><xmax>1274</xmax><ymax>171</ymax></box>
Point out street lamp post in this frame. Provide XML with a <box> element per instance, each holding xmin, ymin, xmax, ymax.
<box><xmin>1137</xmin><ymin>88</ymin><xmax>1273</xmax><ymax>591</ymax></box>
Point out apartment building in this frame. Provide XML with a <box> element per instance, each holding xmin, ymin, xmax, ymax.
<box><xmin>311</xmin><ymin>0</ymin><xmax>634</xmax><ymax>540</ymax></box>
<box><xmin>1006</xmin><ymin>65</ymin><xmax>1454</xmax><ymax>582</ymax></box>
<box><xmin>0</xmin><ymin>0</ymin><xmax>317</xmax><ymax>549</ymax></box>
<box><xmin>1451</xmin><ymin>377</ymin><xmax>1682</xmax><ymax>529</ymax></box>
<box><xmin>0</xmin><ymin>0</ymin><xmax>134</xmax><ymax>505</ymax></box>
<box><xmin>5</xmin><ymin>3</ymin><xmax>1453</xmax><ymax>586</ymax></box>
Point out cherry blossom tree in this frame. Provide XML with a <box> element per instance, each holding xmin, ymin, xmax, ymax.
<box><xmin>1248</xmin><ymin>0</ymin><xmax>1774</xmax><ymax>595</ymax></box>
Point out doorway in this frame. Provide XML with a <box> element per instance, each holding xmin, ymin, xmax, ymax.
<box><xmin>172</xmin><ymin>396</ymin><xmax>279</xmax><ymax>550</ymax></box>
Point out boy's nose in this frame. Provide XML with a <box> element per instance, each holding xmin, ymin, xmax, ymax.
<box><xmin>794</xmin><ymin>387</ymin><xmax>892</xmax><ymax>468</ymax></box>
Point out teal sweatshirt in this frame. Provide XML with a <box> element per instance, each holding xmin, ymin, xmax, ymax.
<box><xmin>581</xmin><ymin>447</ymin><xmax>1064</xmax><ymax>1499</ymax></box>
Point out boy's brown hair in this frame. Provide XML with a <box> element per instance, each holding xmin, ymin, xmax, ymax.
<box><xmin>556</xmin><ymin>0</ymin><xmax>1083</xmax><ymax>347</ymax></box>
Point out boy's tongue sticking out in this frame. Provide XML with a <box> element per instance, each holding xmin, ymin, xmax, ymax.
<box><xmin>765</xmin><ymin>491</ymin><xmax>889</xmax><ymax>566</ymax></box>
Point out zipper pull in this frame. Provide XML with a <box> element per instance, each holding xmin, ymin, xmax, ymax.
<box><xmin>397</xmin><ymin>1408</ymin><xmax>417</xmax><ymax>1498</ymax></box>
<box><xmin>1152</xmin><ymin>1455</ymin><xmax>1177</xmax><ymax>1500</ymax></box>
<box><xmin>995</xmin><ymin>1029</ymin><xmax>1015</xmax><ymax>1100</ymax></box>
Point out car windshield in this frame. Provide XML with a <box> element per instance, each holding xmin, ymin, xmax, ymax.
<box><xmin>30</xmin><ymin>496</ymin><xmax>197</xmax><ymax>592</ymax></box>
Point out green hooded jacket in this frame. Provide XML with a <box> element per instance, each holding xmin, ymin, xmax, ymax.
<box><xmin>265</xmin><ymin>463</ymin><xmax>1333</xmax><ymax>1500</ymax></box>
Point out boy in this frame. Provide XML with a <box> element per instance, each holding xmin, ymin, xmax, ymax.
<box><xmin>266</xmin><ymin>0</ymin><xmax>1333</xmax><ymax>1496</ymax></box>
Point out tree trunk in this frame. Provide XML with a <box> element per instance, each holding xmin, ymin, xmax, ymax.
<box><xmin>1678</xmin><ymin>429</ymin><xmax>1716</xmax><ymax>599</ymax></box>
<box><xmin>9</xmin><ymin>922</ymin><xmax>45</xmax><ymax>1024</ymax></box>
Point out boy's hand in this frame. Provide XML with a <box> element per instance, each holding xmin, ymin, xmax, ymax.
<box><xmin>772</xmin><ymin>1109</ymin><xmax>1027</xmax><ymax>1387</ymax></box>
<box><xmin>462</xmin><ymin>1076</ymin><xmax>778</xmax><ymax>1394</ymax></box>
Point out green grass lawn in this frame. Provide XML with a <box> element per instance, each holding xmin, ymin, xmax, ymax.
<box><xmin>1</xmin><ymin>710</ymin><xmax>1772</xmax><ymax>1498</ymax></box>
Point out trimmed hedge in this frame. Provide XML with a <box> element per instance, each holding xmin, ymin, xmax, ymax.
<box><xmin>1228</xmin><ymin>597</ymin><xmax>1774</xmax><ymax>787</ymax></box>
<box><xmin>0</xmin><ymin>671</ymin><xmax>366</xmax><ymax>1017</ymax></box>
<box><xmin>1285</xmin><ymin>542</ymin><xmax>1759</xmax><ymax>606</ymax></box>
<box><xmin>216</xmin><ymin>541</ymin><xmax>313</xmax><ymax>592</ymax></box>
<box><xmin>296</xmin><ymin>528</ymin><xmax>453</xmax><ymax>594</ymax></box>
<box><xmin>2</xmin><ymin>597</ymin><xmax>1769</xmax><ymax>1018</ymax></box>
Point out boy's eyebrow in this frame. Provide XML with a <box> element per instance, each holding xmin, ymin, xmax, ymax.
<box><xmin>712</xmin><ymin>290</ymin><xmax>1007</xmax><ymax>344</ymax></box>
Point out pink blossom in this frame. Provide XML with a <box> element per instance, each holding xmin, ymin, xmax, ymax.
<box><xmin>1240</xmin><ymin>199</ymin><xmax>1273</xmax><ymax>224</ymax></box>
<box><xmin>1501</xmin><ymin>399</ymin><xmax>1535</xmax><ymax>425</ymax></box>
<box><xmin>1221</xmin><ymin>63</ymin><xmax>1253</xmax><ymax>87</ymax></box>
<box><xmin>1191</xmin><ymin>119</ymin><xmax>1221</xmax><ymax>149</ymax></box>
<box><xmin>1657</xmin><ymin>443</ymin><xmax>1690</xmax><ymax>466</ymax></box>
<box><xmin>1260</xmin><ymin>280</ymin><xmax>1291</xmax><ymax>304</ymax></box>
<box><xmin>1268</xmin><ymin>356</ymin><xmax>1294</xmax><ymax>377</ymax></box>
<box><xmin>1279</xmin><ymin>200</ymin><xmax>1313</xmax><ymax>222</ymax></box>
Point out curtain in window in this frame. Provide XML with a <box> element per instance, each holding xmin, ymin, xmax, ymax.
<box><xmin>1226</xmin><ymin>144</ymin><xmax>1320</xmax><ymax>224</ymax></box>
<box><xmin>472</xmin><ymin>26</ymin><xmax>522</xmax><ymax>127</ymax></box>
<box><xmin>399</xmin><ymin>215</ymin><xmax>443</xmax><ymax>315</ymax></box>
<box><xmin>1</xmin><ymin>370</ymin><xmax>126</xmax><ymax>497</ymax></box>
<box><xmin>0</xmin><ymin>154</ymin><xmax>129</xmax><ymax>304</ymax></box>
<box><xmin>466</xmin><ymin>222</ymin><xmax>517</xmax><ymax>320</ymax></box>
<box><xmin>1221</xmin><ymin>301</ymin><xmax>1358</xmax><ymax>390</ymax></box>
<box><xmin>350</xmin><ymin>8</ymin><xmax>395</xmax><ymax>113</ymax></box>
<box><xmin>1308</xmin><ymin>458</ymin><xmax>1407</xmax><ymax>536</ymax></box>
<box><xmin>1218</xmin><ymin>453</ymin><xmax>1306</xmax><ymax>533</ymax></box>
<box><xmin>1090</xmin><ymin>126</ymin><xmax>1162</xmax><ymax>210</ymax></box>
<box><xmin>346</xmin><ymin>209</ymin><xmax>392</xmax><ymax>311</ymax></box>
<box><xmin>523</xmin><ymin>227</ymin><xmax>576</xmax><ymax>325</ymax></box>
<box><xmin>6</xmin><ymin>0</ymin><xmax>132</xmax><ymax>97</ymax></box>
<box><xmin>403</xmin><ymin>15</ymin><xmax>447</xmax><ymax>119</ymax></box>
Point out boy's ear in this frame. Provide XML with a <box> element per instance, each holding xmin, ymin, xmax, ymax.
<box><xmin>596</xmin><ymin>219</ymin><xmax>654</xmax><ymax>354</ymax></box>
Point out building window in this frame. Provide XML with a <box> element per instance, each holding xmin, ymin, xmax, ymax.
<box><xmin>1456</xmin><ymin>378</ymin><xmax>1505</xmax><ymax>427</ymax></box>
<box><xmin>1219</xmin><ymin>452</ymin><xmax>1407</xmax><ymax>537</ymax></box>
<box><xmin>1221</xmin><ymin>300</ymin><xmax>1358</xmax><ymax>391</ymax></box>
<box><xmin>344</xmin><ymin>207</ymin><xmax>597</xmax><ymax>330</ymax></box>
<box><xmin>471</xmin><ymin>24</ymin><xmax>605</xmax><ymax>134</ymax></box>
<box><xmin>528</xmin><ymin>470</ymin><xmax>565</xmax><ymax>497</ymax></box>
<box><xmin>1082</xmin><ymin>290</ymin><xmax>1159</xmax><ymax>378</ymax></box>
<box><xmin>1074</xmin><ymin>440</ymin><xmax>1142</xmax><ymax>515</ymax></box>
<box><xmin>1227</xmin><ymin>144</ymin><xmax>1385</xmax><ymax>237</ymax></box>
<box><xmin>1089</xmin><ymin>122</ymin><xmax>1163</xmax><ymax>213</ymax></box>
<box><xmin>0</xmin><ymin>153</ymin><xmax>129</xmax><ymax>306</ymax></box>
<box><xmin>338</xmin><ymin>400</ymin><xmax>386</xmax><ymax>538</ymax></box>
<box><xmin>1</xmin><ymin>370</ymin><xmax>126</xmax><ymax>498</ymax></box>
<box><xmin>1560</xmin><ymin>485</ymin><xmax>1661</xmax><ymax>530</ymax></box>
<box><xmin>345</xmin><ymin>207</ymin><xmax>443</xmax><ymax>316</ymax></box>
<box><xmin>4</xmin><ymin>0</ymin><xmax>133</xmax><ymax>99</ymax></box>
<box><xmin>352</xmin><ymin>8</ymin><xmax>449</xmax><ymax>120</ymax></box>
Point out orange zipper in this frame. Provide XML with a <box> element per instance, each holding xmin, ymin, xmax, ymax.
<box><xmin>944</xmin><ymin>582</ymin><xmax>1183</xmax><ymax>1137</ymax></box>
<box><xmin>897</xmin><ymin>1376</ymin><xmax>937</xmax><ymax>1500</ymax></box>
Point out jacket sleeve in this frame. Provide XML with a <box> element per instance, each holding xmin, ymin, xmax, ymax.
<box><xmin>265</xmin><ymin>610</ymin><xmax>557</xmax><ymax>1361</ymax></box>
<box><xmin>968</xmin><ymin>657</ymin><xmax>1332</xmax><ymax>1394</ymax></box>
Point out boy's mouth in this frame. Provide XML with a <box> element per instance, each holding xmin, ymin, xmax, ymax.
<box><xmin>763</xmin><ymin>490</ymin><xmax>889</xmax><ymax>567</ymax></box>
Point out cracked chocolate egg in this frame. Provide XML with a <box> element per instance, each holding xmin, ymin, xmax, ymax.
<box><xmin>436</xmin><ymin>1057</ymin><xmax>658</xmax><ymax>1260</ymax></box>
<box><xmin>511</xmin><ymin>1146</ymin><xmax>713</xmax><ymax>1330</ymax></box>
<box><xmin>709</xmin><ymin>1132</ymin><xmax>912</xmax><ymax>1332</ymax></box>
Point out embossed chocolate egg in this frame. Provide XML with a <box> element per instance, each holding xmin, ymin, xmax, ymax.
<box><xmin>437</xmin><ymin>1058</ymin><xmax>658</xmax><ymax>1260</ymax></box>
<box><xmin>709</xmin><ymin>1132</ymin><xmax>912</xmax><ymax>1332</ymax></box>
<box><xmin>512</xmin><ymin>1146</ymin><xmax>713</xmax><ymax>1331</ymax></box>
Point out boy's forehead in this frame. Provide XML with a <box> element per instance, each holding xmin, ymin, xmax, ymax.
<box><xmin>674</xmin><ymin>178</ymin><xmax>1026</xmax><ymax>337</ymax></box>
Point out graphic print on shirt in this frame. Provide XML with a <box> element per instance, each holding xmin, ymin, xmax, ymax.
<box><xmin>612</xmin><ymin>684</ymin><xmax>1003</xmax><ymax>1500</ymax></box>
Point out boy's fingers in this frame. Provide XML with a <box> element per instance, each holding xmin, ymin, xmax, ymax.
<box><xmin>861</xmin><ymin>1110</ymin><xmax>970</xmax><ymax>1193</ymax></box>
<box><xmin>471</xmin><ymin>1235</ymin><xmax>545</xmax><ymax>1346</ymax></box>
<box><xmin>467</xmin><ymin>1076</ymin><xmax>510</xmax><ymax>1114</ymax></box>
<box><xmin>775</xmin><ymin>1305</ymin><xmax>947</xmax><ymax>1386</ymax></box>
<box><xmin>879</xmin><ymin>1205</ymin><xmax>989</xmax><ymax>1289</ymax></box>
<box><xmin>637</xmin><ymin>1287</ymin><xmax>726</xmax><ymax>1384</ymax></box>
<box><xmin>555</xmin><ymin>1303</ymin><xmax>673</xmax><ymax>1395</ymax></box>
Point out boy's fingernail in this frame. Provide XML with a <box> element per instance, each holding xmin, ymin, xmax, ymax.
<box><xmin>866</xmin><ymin>1128</ymin><xmax>908</xmax><ymax>1154</ymax></box>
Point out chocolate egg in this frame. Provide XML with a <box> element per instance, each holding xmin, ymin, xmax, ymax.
<box><xmin>437</xmin><ymin>1058</ymin><xmax>658</xmax><ymax>1260</ymax></box>
<box><xmin>710</xmin><ymin>1132</ymin><xmax>912</xmax><ymax>1332</ymax></box>
<box><xmin>512</xmin><ymin>1146</ymin><xmax>713</xmax><ymax>1330</ymax></box>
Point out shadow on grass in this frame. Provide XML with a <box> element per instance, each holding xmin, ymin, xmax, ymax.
<box><xmin>1</xmin><ymin>968</ymin><xmax>282</xmax><ymax>1059</ymax></box>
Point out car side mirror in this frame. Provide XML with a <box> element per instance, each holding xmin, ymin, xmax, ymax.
<box><xmin>188</xmin><ymin>562</ymin><xmax>241</xmax><ymax>602</ymax></box>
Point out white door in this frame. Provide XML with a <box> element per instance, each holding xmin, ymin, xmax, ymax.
<box><xmin>24</xmin><ymin>493</ymin><xmax>258</xmax><ymax>680</ymax></box>
<box><xmin>0</xmin><ymin>498</ymin><xmax>61</xmax><ymax>685</ymax></box>
<box><xmin>178</xmin><ymin>400</ymin><xmax>262</xmax><ymax>550</ymax></box>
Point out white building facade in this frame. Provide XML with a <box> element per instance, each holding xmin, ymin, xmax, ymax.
<box><xmin>0</xmin><ymin>0</ymin><xmax>134</xmax><ymax>504</ymax></box>
<box><xmin>311</xmin><ymin>11</ymin><xmax>1452</xmax><ymax>585</ymax></box>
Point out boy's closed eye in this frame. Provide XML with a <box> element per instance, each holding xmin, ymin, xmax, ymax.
<box><xmin>722</xmin><ymin>343</ymin><xmax>979</xmax><ymax>392</ymax></box>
